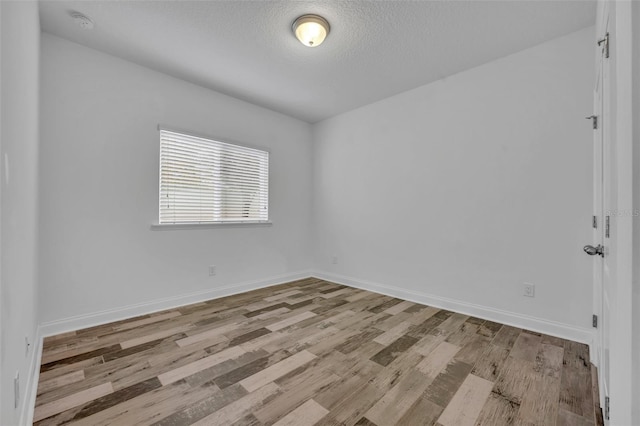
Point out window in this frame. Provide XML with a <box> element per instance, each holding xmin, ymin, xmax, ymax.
<box><xmin>159</xmin><ymin>129</ymin><xmax>269</xmax><ymax>224</ymax></box>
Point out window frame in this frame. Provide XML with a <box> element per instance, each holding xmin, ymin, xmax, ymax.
<box><xmin>152</xmin><ymin>125</ymin><xmax>272</xmax><ymax>230</ymax></box>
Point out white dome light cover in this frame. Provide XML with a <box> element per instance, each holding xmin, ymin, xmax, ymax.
<box><xmin>292</xmin><ymin>15</ymin><xmax>330</xmax><ymax>47</ymax></box>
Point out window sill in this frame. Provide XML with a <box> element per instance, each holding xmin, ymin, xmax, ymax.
<box><xmin>150</xmin><ymin>221</ymin><xmax>273</xmax><ymax>231</ymax></box>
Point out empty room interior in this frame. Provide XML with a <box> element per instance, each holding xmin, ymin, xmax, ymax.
<box><xmin>1</xmin><ymin>0</ymin><xmax>639</xmax><ymax>425</ymax></box>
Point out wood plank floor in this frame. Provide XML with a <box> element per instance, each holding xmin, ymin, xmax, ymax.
<box><xmin>34</xmin><ymin>278</ymin><xmax>603</xmax><ymax>426</ymax></box>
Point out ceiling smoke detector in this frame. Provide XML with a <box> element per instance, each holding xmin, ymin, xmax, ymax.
<box><xmin>69</xmin><ymin>11</ymin><xmax>94</xmax><ymax>30</ymax></box>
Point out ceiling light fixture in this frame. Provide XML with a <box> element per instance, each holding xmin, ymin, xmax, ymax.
<box><xmin>292</xmin><ymin>14</ymin><xmax>330</xmax><ymax>47</ymax></box>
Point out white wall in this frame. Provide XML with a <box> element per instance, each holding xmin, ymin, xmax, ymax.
<box><xmin>630</xmin><ymin>2</ymin><xmax>640</xmax><ymax>423</ymax></box>
<box><xmin>312</xmin><ymin>27</ymin><xmax>594</xmax><ymax>335</ymax></box>
<box><xmin>39</xmin><ymin>34</ymin><xmax>313</xmax><ymax>327</ymax></box>
<box><xmin>0</xmin><ymin>1</ymin><xmax>41</xmax><ymax>424</ymax></box>
<box><xmin>631</xmin><ymin>12</ymin><xmax>640</xmax><ymax>424</ymax></box>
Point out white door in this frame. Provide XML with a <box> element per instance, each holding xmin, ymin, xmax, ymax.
<box><xmin>587</xmin><ymin>13</ymin><xmax>611</xmax><ymax>421</ymax></box>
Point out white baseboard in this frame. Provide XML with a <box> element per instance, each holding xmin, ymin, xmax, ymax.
<box><xmin>39</xmin><ymin>270</ymin><xmax>313</xmax><ymax>338</ymax></box>
<box><xmin>19</xmin><ymin>325</ymin><xmax>43</xmax><ymax>426</ymax></box>
<box><xmin>312</xmin><ymin>270</ymin><xmax>594</xmax><ymax>344</ymax></box>
<box><xmin>590</xmin><ymin>334</ymin><xmax>599</xmax><ymax>369</ymax></box>
<box><xmin>39</xmin><ymin>268</ymin><xmax>594</xmax><ymax>343</ymax></box>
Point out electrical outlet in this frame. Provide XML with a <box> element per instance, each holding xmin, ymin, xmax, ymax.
<box><xmin>14</xmin><ymin>372</ymin><xmax>19</xmax><ymax>409</ymax></box>
<box><xmin>331</xmin><ymin>255</ymin><xmax>338</xmax><ymax>265</ymax></box>
<box><xmin>25</xmin><ymin>336</ymin><xmax>30</xmax><ymax>357</ymax></box>
<box><xmin>208</xmin><ymin>265</ymin><xmax>216</xmax><ymax>276</ymax></box>
<box><xmin>523</xmin><ymin>283</ymin><xmax>535</xmax><ymax>297</ymax></box>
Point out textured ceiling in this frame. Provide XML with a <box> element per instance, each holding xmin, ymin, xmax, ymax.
<box><xmin>39</xmin><ymin>1</ymin><xmax>596</xmax><ymax>123</ymax></box>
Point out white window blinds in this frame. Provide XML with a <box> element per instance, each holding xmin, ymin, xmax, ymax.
<box><xmin>159</xmin><ymin>129</ymin><xmax>269</xmax><ymax>224</ymax></box>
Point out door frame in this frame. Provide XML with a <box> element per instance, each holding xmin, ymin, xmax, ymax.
<box><xmin>591</xmin><ymin>47</ymin><xmax>605</xmax><ymax>395</ymax></box>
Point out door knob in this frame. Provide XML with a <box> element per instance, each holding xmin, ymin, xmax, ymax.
<box><xmin>584</xmin><ymin>244</ymin><xmax>604</xmax><ymax>257</ymax></box>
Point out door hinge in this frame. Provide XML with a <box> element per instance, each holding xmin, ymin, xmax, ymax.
<box><xmin>598</xmin><ymin>32</ymin><xmax>610</xmax><ymax>58</ymax></box>
<box><xmin>604</xmin><ymin>396</ymin><xmax>610</xmax><ymax>420</ymax></box>
<box><xmin>586</xmin><ymin>115</ymin><xmax>598</xmax><ymax>129</ymax></box>
<box><xmin>592</xmin><ymin>216</ymin><xmax>597</xmax><ymax>229</ymax></box>
<box><xmin>592</xmin><ymin>314</ymin><xmax>598</xmax><ymax>328</ymax></box>
<box><xmin>605</xmin><ymin>216</ymin><xmax>610</xmax><ymax>238</ymax></box>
